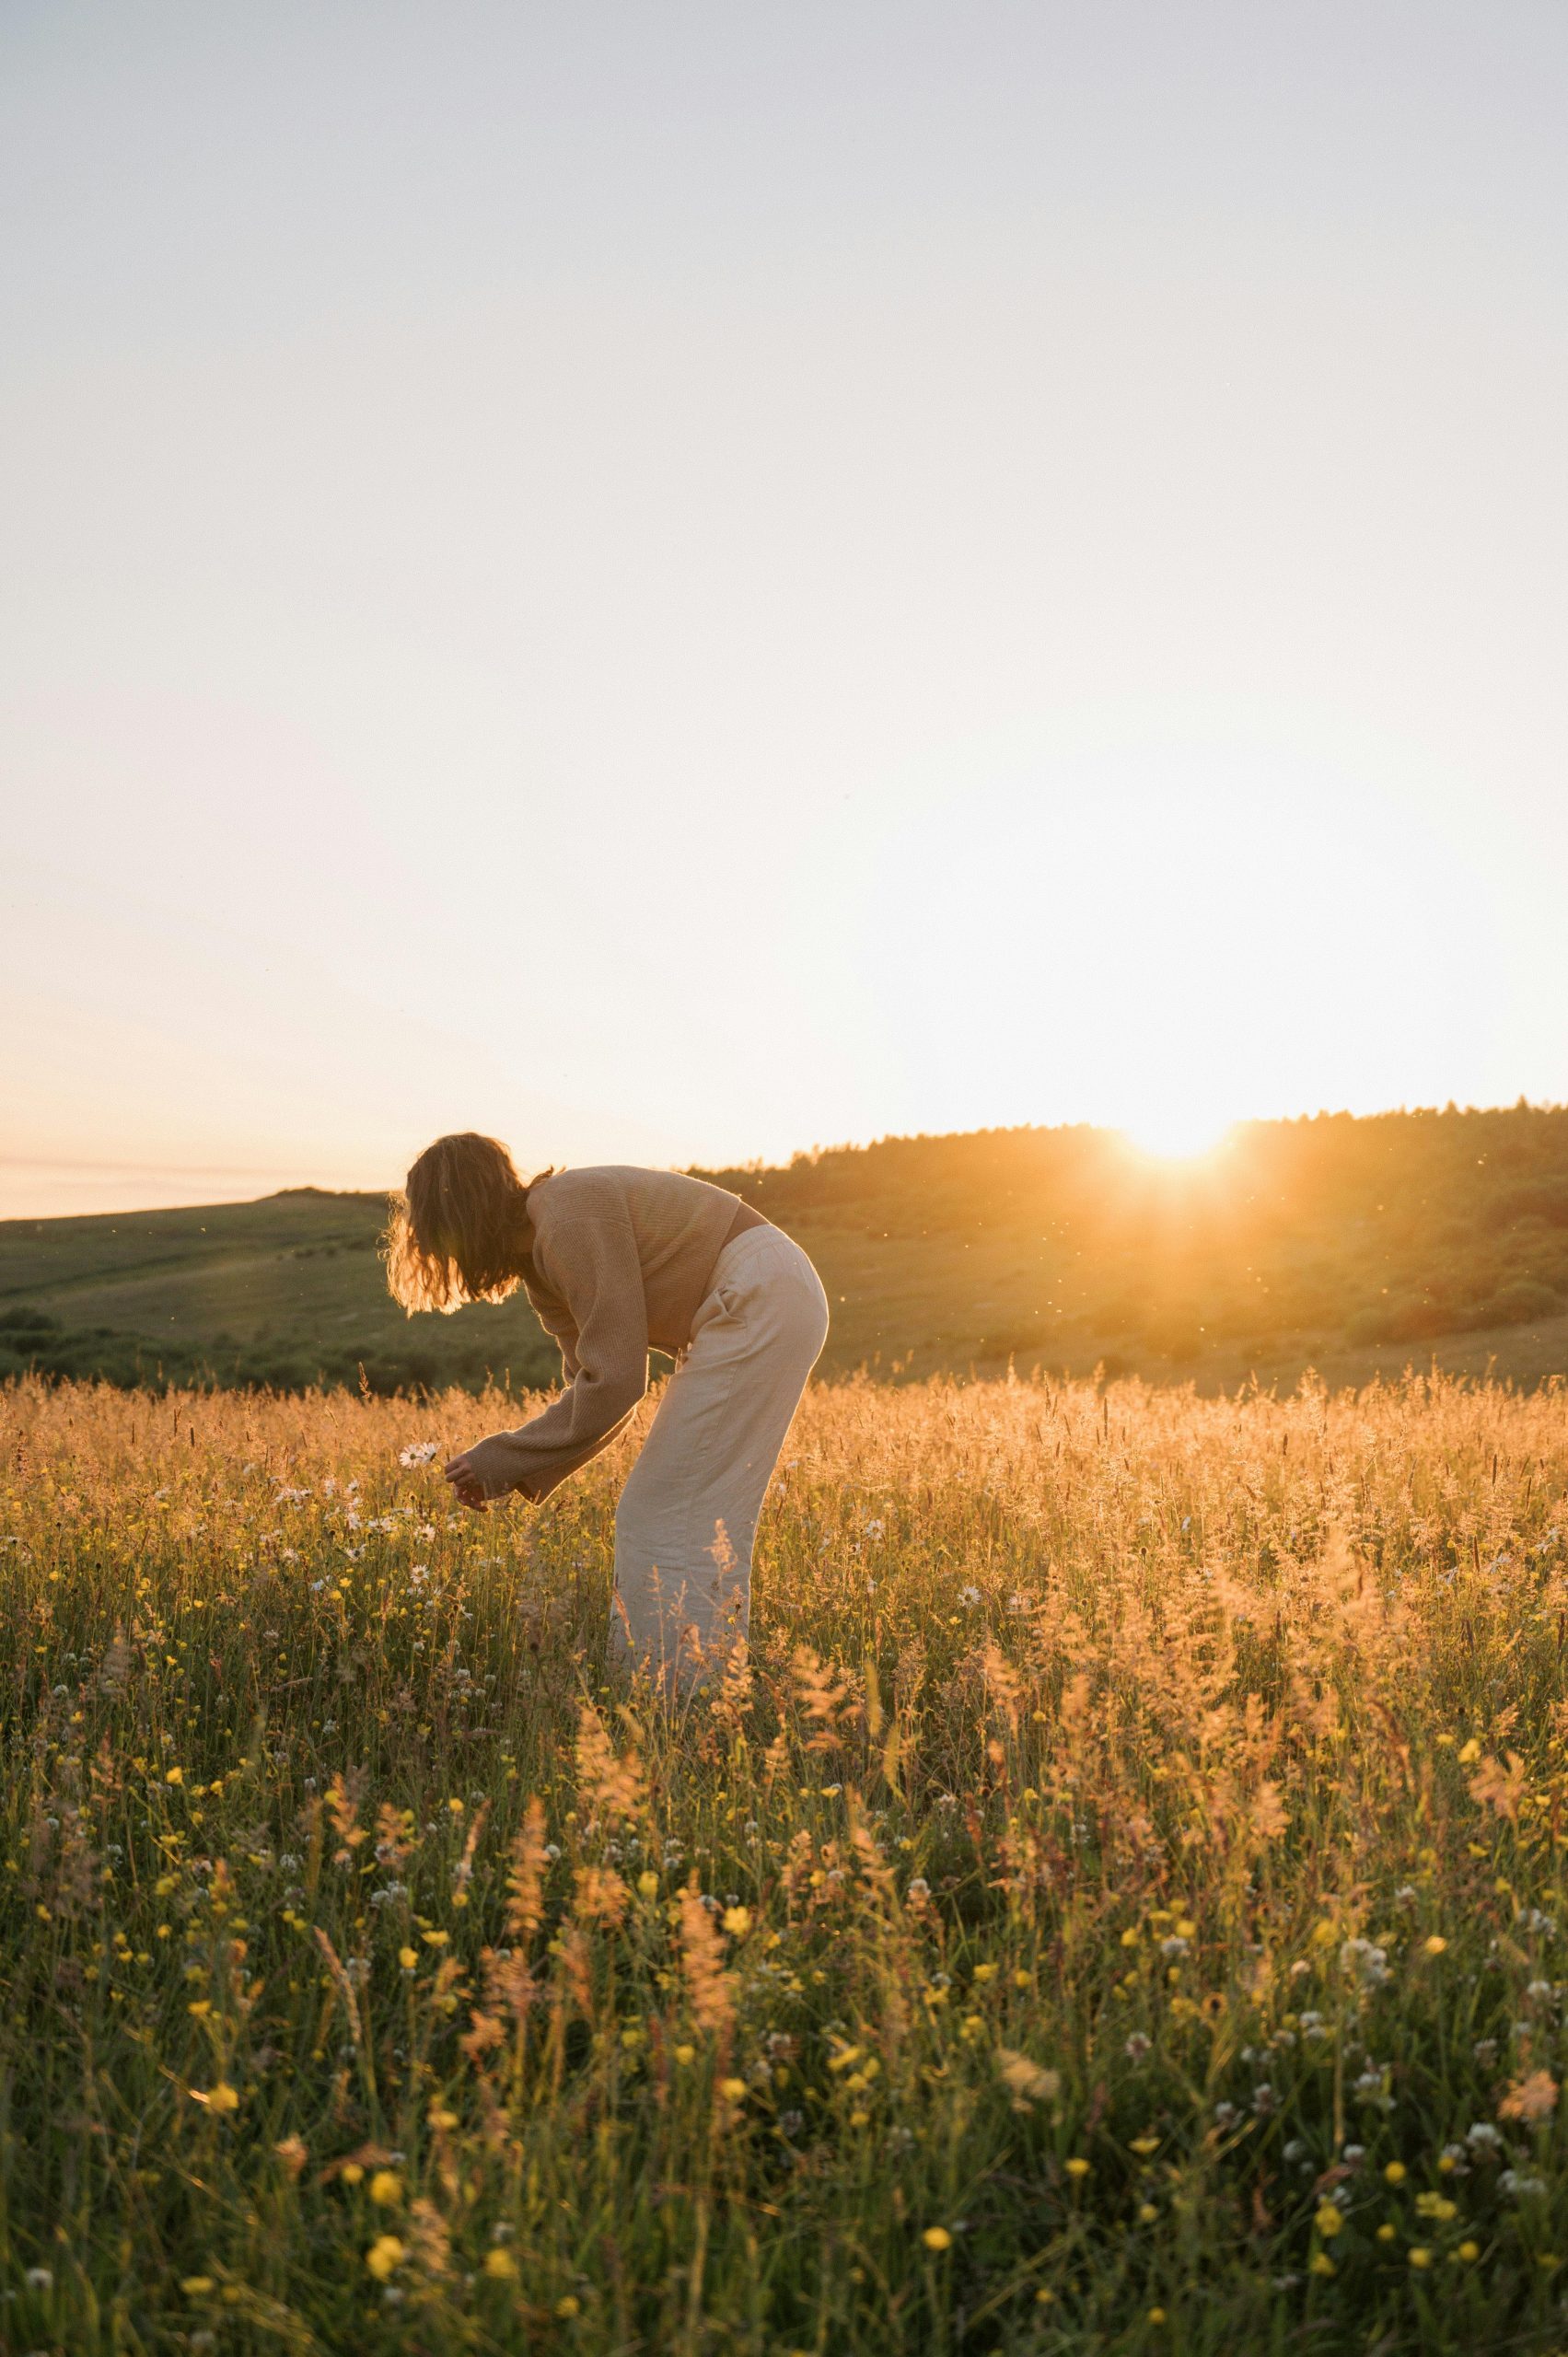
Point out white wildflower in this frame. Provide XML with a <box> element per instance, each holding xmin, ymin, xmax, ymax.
<box><xmin>1341</xmin><ymin>1937</ymin><xmax>1392</xmax><ymax>1987</ymax></box>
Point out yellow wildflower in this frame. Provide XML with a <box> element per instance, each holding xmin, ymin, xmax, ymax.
<box><xmin>923</xmin><ymin>2227</ymin><xmax>952</xmax><ymax>2251</ymax></box>
<box><xmin>366</xmin><ymin>2235</ymin><xmax>406</xmax><ymax>2281</ymax></box>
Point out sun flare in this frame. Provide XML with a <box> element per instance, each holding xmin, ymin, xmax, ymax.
<box><xmin>1118</xmin><ymin>1110</ymin><xmax>1234</xmax><ymax>1164</ymax></box>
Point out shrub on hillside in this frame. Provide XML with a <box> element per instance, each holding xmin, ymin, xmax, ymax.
<box><xmin>0</xmin><ymin>1306</ymin><xmax>59</xmax><ymax>1337</ymax></box>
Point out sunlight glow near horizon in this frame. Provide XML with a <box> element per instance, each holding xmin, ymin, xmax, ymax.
<box><xmin>2</xmin><ymin>2</ymin><xmax>1566</xmax><ymax>1222</ymax></box>
<box><xmin>1117</xmin><ymin>1114</ymin><xmax>1237</xmax><ymax>1167</ymax></box>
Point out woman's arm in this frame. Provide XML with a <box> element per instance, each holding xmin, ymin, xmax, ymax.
<box><xmin>445</xmin><ymin>1215</ymin><xmax>648</xmax><ymax>1505</ymax></box>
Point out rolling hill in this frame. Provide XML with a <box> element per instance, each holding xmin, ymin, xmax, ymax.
<box><xmin>3</xmin><ymin>1102</ymin><xmax>1567</xmax><ymax>1397</ymax></box>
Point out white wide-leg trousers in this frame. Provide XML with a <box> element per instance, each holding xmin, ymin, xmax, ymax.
<box><xmin>611</xmin><ymin>1224</ymin><xmax>830</xmax><ymax>1691</ymax></box>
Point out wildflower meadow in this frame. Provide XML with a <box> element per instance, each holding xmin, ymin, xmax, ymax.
<box><xmin>6</xmin><ymin>1367</ymin><xmax>1568</xmax><ymax>2354</ymax></box>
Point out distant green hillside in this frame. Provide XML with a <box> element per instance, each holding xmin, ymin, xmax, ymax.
<box><xmin>4</xmin><ymin>1102</ymin><xmax>1568</xmax><ymax>1396</ymax></box>
<box><xmin>0</xmin><ymin>1190</ymin><xmax>560</xmax><ymax>1397</ymax></box>
<box><xmin>701</xmin><ymin>1100</ymin><xmax>1568</xmax><ymax>1392</ymax></box>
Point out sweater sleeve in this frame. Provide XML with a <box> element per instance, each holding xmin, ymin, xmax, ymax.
<box><xmin>459</xmin><ymin>1215</ymin><xmax>648</xmax><ymax>1502</ymax></box>
<box><xmin>531</xmin><ymin>1295</ymin><xmax>581</xmax><ymax>1383</ymax></box>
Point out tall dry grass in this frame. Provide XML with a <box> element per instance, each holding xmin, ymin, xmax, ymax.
<box><xmin>4</xmin><ymin>1368</ymin><xmax>1568</xmax><ymax>2352</ymax></box>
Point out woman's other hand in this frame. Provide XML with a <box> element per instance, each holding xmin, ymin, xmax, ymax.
<box><xmin>443</xmin><ymin>1451</ymin><xmax>489</xmax><ymax>1511</ymax></box>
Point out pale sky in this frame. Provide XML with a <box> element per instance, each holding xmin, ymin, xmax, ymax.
<box><xmin>3</xmin><ymin>2</ymin><xmax>1565</xmax><ymax>1216</ymax></box>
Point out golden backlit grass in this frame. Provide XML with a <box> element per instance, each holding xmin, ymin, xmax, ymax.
<box><xmin>4</xmin><ymin>1368</ymin><xmax>1568</xmax><ymax>2353</ymax></box>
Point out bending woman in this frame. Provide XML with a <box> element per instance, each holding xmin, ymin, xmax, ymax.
<box><xmin>384</xmin><ymin>1134</ymin><xmax>830</xmax><ymax>1691</ymax></box>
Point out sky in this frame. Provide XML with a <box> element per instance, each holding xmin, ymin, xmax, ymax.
<box><xmin>2</xmin><ymin>1</ymin><xmax>1565</xmax><ymax>1217</ymax></box>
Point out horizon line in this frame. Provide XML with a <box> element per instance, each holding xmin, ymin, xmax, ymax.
<box><xmin>5</xmin><ymin>1092</ymin><xmax>1566</xmax><ymax>1213</ymax></box>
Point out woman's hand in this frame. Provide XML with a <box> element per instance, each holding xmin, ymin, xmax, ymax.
<box><xmin>443</xmin><ymin>1451</ymin><xmax>489</xmax><ymax>1511</ymax></box>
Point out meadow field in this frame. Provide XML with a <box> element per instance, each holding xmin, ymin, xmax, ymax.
<box><xmin>6</xmin><ymin>1366</ymin><xmax>1568</xmax><ymax>2354</ymax></box>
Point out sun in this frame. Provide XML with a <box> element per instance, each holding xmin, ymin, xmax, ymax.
<box><xmin>1118</xmin><ymin>1109</ymin><xmax>1234</xmax><ymax>1163</ymax></box>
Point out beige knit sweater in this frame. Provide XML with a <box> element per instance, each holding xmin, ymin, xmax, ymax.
<box><xmin>460</xmin><ymin>1166</ymin><xmax>764</xmax><ymax>1503</ymax></box>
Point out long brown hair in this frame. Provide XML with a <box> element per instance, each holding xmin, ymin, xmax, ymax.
<box><xmin>383</xmin><ymin>1132</ymin><xmax>551</xmax><ymax>1314</ymax></box>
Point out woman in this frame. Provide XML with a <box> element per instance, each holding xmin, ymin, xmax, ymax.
<box><xmin>384</xmin><ymin>1134</ymin><xmax>830</xmax><ymax>1692</ymax></box>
